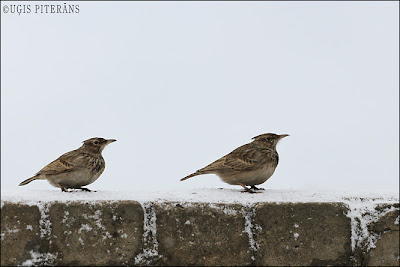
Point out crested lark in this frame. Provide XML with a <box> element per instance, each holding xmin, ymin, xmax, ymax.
<box><xmin>181</xmin><ymin>133</ymin><xmax>289</xmax><ymax>192</ymax></box>
<box><xmin>19</xmin><ymin>137</ymin><xmax>116</xmax><ymax>192</ymax></box>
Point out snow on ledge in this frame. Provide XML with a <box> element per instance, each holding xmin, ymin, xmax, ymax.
<box><xmin>1</xmin><ymin>188</ymin><xmax>398</xmax><ymax>205</ymax></box>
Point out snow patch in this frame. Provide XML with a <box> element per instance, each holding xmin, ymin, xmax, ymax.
<box><xmin>78</xmin><ymin>224</ymin><xmax>93</xmax><ymax>234</ymax></box>
<box><xmin>21</xmin><ymin>250</ymin><xmax>58</xmax><ymax>266</ymax></box>
<box><xmin>5</xmin><ymin>227</ymin><xmax>19</xmax><ymax>234</ymax></box>
<box><xmin>241</xmin><ymin>204</ymin><xmax>261</xmax><ymax>261</ymax></box>
<box><xmin>37</xmin><ymin>202</ymin><xmax>52</xmax><ymax>239</ymax></box>
<box><xmin>117</xmin><ymin>229</ymin><xmax>128</xmax><ymax>238</ymax></box>
<box><xmin>208</xmin><ymin>203</ymin><xmax>238</xmax><ymax>215</ymax></box>
<box><xmin>83</xmin><ymin>210</ymin><xmax>105</xmax><ymax>230</ymax></box>
<box><xmin>61</xmin><ymin>211</ymin><xmax>69</xmax><ymax>224</ymax></box>
<box><xmin>102</xmin><ymin>231</ymin><xmax>112</xmax><ymax>241</ymax></box>
<box><xmin>294</xmin><ymin>232</ymin><xmax>299</xmax><ymax>240</ymax></box>
<box><xmin>134</xmin><ymin>202</ymin><xmax>162</xmax><ymax>265</ymax></box>
<box><xmin>345</xmin><ymin>199</ymin><xmax>398</xmax><ymax>251</ymax></box>
<box><xmin>1</xmin><ymin>226</ymin><xmax>20</xmax><ymax>241</ymax></box>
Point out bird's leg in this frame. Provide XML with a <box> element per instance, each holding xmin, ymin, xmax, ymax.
<box><xmin>79</xmin><ymin>187</ymin><xmax>96</xmax><ymax>192</ymax></box>
<box><xmin>250</xmin><ymin>185</ymin><xmax>265</xmax><ymax>191</ymax></box>
<box><xmin>239</xmin><ymin>183</ymin><xmax>250</xmax><ymax>191</ymax></box>
<box><xmin>239</xmin><ymin>183</ymin><xmax>259</xmax><ymax>194</ymax></box>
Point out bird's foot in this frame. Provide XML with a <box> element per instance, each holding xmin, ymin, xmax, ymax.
<box><xmin>61</xmin><ymin>187</ymin><xmax>96</xmax><ymax>192</ymax></box>
<box><xmin>250</xmin><ymin>185</ymin><xmax>265</xmax><ymax>191</ymax></box>
<box><xmin>61</xmin><ymin>187</ymin><xmax>73</xmax><ymax>193</ymax></box>
<box><xmin>239</xmin><ymin>183</ymin><xmax>261</xmax><ymax>194</ymax></box>
<box><xmin>79</xmin><ymin>187</ymin><xmax>96</xmax><ymax>192</ymax></box>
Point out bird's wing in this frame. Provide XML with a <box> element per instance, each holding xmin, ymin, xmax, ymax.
<box><xmin>222</xmin><ymin>145</ymin><xmax>260</xmax><ymax>170</ymax></box>
<box><xmin>199</xmin><ymin>144</ymin><xmax>259</xmax><ymax>173</ymax></box>
<box><xmin>36</xmin><ymin>150</ymin><xmax>83</xmax><ymax>175</ymax></box>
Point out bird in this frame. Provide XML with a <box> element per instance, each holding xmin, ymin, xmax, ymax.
<box><xmin>18</xmin><ymin>137</ymin><xmax>116</xmax><ymax>192</ymax></box>
<box><xmin>181</xmin><ymin>133</ymin><xmax>289</xmax><ymax>193</ymax></box>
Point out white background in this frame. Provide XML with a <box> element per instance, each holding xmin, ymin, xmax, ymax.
<box><xmin>1</xmin><ymin>2</ymin><xmax>398</xmax><ymax>193</ymax></box>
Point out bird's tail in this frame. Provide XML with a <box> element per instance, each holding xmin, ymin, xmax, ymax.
<box><xmin>19</xmin><ymin>176</ymin><xmax>40</xmax><ymax>186</ymax></box>
<box><xmin>181</xmin><ymin>171</ymin><xmax>203</xmax><ymax>181</ymax></box>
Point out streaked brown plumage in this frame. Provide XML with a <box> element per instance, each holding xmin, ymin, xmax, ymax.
<box><xmin>19</xmin><ymin>137</ymin><xmax>116</xmax><ymax>192</ymax></box>
<box><xmin>181</xmin><ymin>133</ymin><xmax>289</xmax><ymax>192</ymax></box>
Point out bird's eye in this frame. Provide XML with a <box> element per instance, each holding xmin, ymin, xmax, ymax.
<box><xmin>94</xmin><ymin>140</ymin><xmax>99</xmax><ymax>145</ymax></box>
<box><xmin>266</xmin><ymin>137</ymin><xmax>271</xmax><ymax>141</ymax></box>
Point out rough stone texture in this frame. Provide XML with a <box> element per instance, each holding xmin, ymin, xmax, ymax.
<box><xmin>1</xmin><ymin>201</ymin><xmax>399</xmax><ymax>266</ymax></box>
<box><xmin>155</xmin><ymin>202</ymin><xmax>251</xmax><ymax>266</ymax></box>
<box><xmin>253</xmin><ymin>202</ymin><xmax>352</xmax><ymax>266</ymax></box>
<box><xmin>1</xmin><ymin>203</ymin><xmax>42</xmax><ymax>266</ymax></box>
<box><xmin>1</xmin><ymin>201</ymin><xmax>144</xmax><ymax>266</ymax></box>
<box><xmin>366</xmin><ymin>204</ymin><xmax>399</xmax><ymax>266</ymax></box>
<box><xmin>50</xmin><ymin>201</ymin><xmax>144</xmax><ymax>266</ymax></box>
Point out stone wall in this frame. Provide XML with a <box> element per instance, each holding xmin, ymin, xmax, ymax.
<box><xmin>1</xmin><ymin>200</ymin><xmax>399</xmax><ymax>266</ymax></box>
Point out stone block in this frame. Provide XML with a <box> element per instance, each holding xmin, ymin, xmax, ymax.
<box><xmin>49</xmin><ymin>201</ymin><xmax>144</xmax><ymax>266</ymax></box>
<box><xmin>253</xmin><ymin>202</ymin><xmax>352</xmax><ymax>266</ymax></box>
<box><xmin>155</xmin><ymin>202</ymin><xmax>252</xmax><ymax>266</ymax></box>
<box><xmin>1</xmin><ymin>203</ymin><xmax>44</xmax><ymax>266</ymax></box>
<box><xmin>367</xmin><ymin>204</ymin><xmax>399</xmax><ymax>266</ymax></box>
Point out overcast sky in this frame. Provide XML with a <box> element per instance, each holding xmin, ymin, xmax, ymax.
<box><xmin>1</xmin><ymin>2</ymin><xmax>398</xmax><ymax>194</ymax></box>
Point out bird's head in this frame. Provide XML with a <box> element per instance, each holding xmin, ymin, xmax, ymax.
<box><xmin>252</xmin><ymin>133</ymin><xmax>289</xmax><ymax>149</ymax></box>
<box><xmin>81</xmin><ymin>137</ymin><xmax>117</xmax><ymax>153</ymax></box>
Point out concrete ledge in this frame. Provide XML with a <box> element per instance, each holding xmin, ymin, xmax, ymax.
<box><xmin>1</xmin><ymin>190</ymin><xmax>399</xmax><ymax>266</ymax></box>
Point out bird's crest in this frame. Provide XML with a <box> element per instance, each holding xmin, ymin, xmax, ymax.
<box><xmin>252</xmin><ymin>133</ymin><xmax>277</xmax><ymax>140</ymax></box>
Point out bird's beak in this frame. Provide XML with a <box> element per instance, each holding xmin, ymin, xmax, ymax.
<box><xmin>106</xmin><ymin>139</ymin><xmax>117</xmax><ymax>144</ymax></box>
<box><xmin>279</xmin><ymin>134</ymin><xmax>289</xmax><ymax>139</ymax></box>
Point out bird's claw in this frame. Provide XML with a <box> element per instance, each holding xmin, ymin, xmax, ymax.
<box><xmin>79</xmin><ymin>187</ymin><xmax>96</xmax><ymax>192</ymax></box>
<box><xmin>250</xmin><ymin>185</ymin><xmax>265</xmax><ymax>191</ymax></box>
